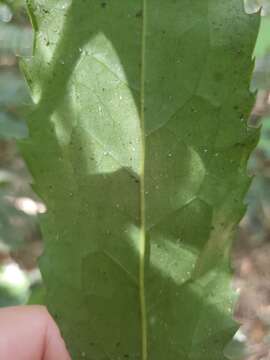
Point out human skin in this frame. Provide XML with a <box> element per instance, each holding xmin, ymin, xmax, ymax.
<box><xmin>0</xmin><ymin>305</ymin><xmax>71</xmax><ymax>360</ymax></box>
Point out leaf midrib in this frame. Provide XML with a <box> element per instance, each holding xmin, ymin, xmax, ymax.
<box><xmin>139</xmin><ymin>0</ymin><xmax>147</xmax><ymax>359</ymax></box>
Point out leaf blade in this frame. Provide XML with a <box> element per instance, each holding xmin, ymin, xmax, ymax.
<box><xmin>21</xmin><ymin>1</ymin><xmax>259</xmax><ymax>359</ymax></box>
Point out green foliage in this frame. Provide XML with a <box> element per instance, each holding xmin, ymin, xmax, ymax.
<box><xmin>27</xmin><ymin>282</ymin><xmax>45</xmax><ymax>305</ymax></box>
<box><xmin>0</xmin><ymin>66</ymin><xmax>34</xmax><ymax>250</ymax></box>
<box><xmin>0</xmin><ymin>2</ymin><xmax>43</xmax><ymax>319</ymax></box>
<box><xmin>0</xmin><ymin>23</ymin><xmax>32</xmax><ymax>56</ymax></box>
<box><xmin>254</xmin><ymin>16</ymin><xmax>270</xmax><ymax>58</ymax></box>
<box><xmin>0</xmin><ymin>2</ymin><xmax>41</xmax><ymax>311</ymax></box>
<box><xmin>0</xmin><ymin>0</ymin><xmax>31</xmax><ymax>141</ymax></box>
<box><xmin>0</xmin><ymin>187</ymin><xmax>32</xmax><ymax>248</ymax></box>
<box><xmin>0</xmin><ymin>71</ymin><xmax>29</xmax><ymax>140</ymax></box>
<box><xmin>252</xmin><ymin>15</ymin><xmax>270</xmax><ymax>90</ymax></box>
<box><xmin>22</xmin><ymin>1</ymin><xmax>259</xmax><ymax>359</ymax></box>
<box><xmin>0</xmin><ymin>265</ymin><xmax>29</xmax><ymax>306</ymax></box>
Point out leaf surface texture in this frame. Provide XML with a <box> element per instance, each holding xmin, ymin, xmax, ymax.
<box><xmin>22</xmin><ymin>1</ymin><xmax>259</xmax><ymax>359</ymax></box>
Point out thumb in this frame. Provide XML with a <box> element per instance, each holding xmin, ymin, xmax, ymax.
<box><xmin>0</xmin><ymin>305</ymin><xmax>71</xmax><ymax>360</ymax></box>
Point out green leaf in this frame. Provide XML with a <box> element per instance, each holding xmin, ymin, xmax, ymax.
<box><xmin>252</xmin><ymin>15</ymin><xmax>270</xmax><ymax>90</ymax></box>
<box><xmin>21</xmin><ymin>1</ymin><xmax>259</xmax><ymax>359</ymax></box>
<box><xmin>254</xmin><ymin>15</ymin><xmax>270</xmax><ymax>58</ymax></box>
<box><xmin>27</xmin><ymin>283</ymin><xmax>45</xmax><ymax>305</ymax></box>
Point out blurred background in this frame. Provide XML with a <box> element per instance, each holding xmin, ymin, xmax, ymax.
<box><xmin>0</xmin><ymin>1</ymin><xmax>269</xmax><ymax>359</ymax></box>
<box><xmin>0</xmin><ymin>0</ymin><xmax>44</xmax><ymax>308</ymax></box>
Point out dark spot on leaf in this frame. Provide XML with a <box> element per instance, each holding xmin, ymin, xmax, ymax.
<box><xmin>214</xmin><ymin>72</ymin><xmax>223</xmax><ymax>81</ymax></box>
<box><xmin>234</xmin><ymin>142</ymin><xmax>245</xmax><ymax>147</ymax></box>
<box><xmin>101</xmin><ymin>2</ymin><xmax>107</xmax><ymax>8</ymax></box>
<box><xmin>135</xmin><ymin>9</ymin><xmax>142</xmax><ymax>18</ymax></box>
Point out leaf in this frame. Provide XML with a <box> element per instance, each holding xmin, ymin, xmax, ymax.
<box><xmin>27</xmin><ymin>283</ymin><xmax>45</xmax><ymax>305</ymax></box>
<box><xmin>21</xmin><ymin>1</ymin><xmax>259</xmax><ymax>359</ymax></box>
<box><xmin>251</xmin><ymin>16</ymin><xmax>270</xmax><ymax>90</ymax></box>
<box><xmin>254</xmin><ymin>15</ymin><xmax>270</xmax><ymax>58</ymax></box>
